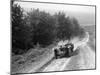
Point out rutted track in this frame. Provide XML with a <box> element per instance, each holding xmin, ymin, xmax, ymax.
<box><xmin>15</xmin><ymin>32</ymin><xmax>95</xmax><ymax>74</ymax></box>
<box><xmin>35</xmin><ymin>32</ymin><xmax>95</xmax><ymax>72</ymax></box>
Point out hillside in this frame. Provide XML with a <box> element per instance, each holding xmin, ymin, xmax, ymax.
<box><xmin>83</xmin><ymin>25</ymin><xmax>96</xmax><ymax>51</ymax></box>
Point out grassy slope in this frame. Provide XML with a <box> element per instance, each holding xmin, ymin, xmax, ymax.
<box><xmin>11</xmin><ymin>44</ymin><xmax>55</xmax><ymax>74</ymax></box>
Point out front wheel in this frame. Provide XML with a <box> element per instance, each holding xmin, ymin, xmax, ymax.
<box><xmin>54</xmin><ymin>49</ymin><xmax>58</xmax><ymax>59</ymax></box>
<box><xmin>55</xmin><ymin>55</ymin><xmax>58</xmax><ymax>59</ymax></box>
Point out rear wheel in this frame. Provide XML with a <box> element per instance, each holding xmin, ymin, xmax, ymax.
<box><xmin>65</xmin><ymin>48</ymin><xmax>71</xmax><ymax>57</ymax></box>
<box><xmin>68</xmin><ymin>49</ymin><xmax>71</xmax><ymax>57</ymax></box>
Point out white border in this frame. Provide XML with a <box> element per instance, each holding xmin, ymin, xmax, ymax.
<box><xmin>0</xmin><ymin>0</ymin><xmax>100</xmax><ymax>75</ymax></box>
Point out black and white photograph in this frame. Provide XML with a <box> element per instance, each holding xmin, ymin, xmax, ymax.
<box><xmin>11</xmin><ymin>0</ymin><xmax>96</xmax><ymax>74</ymax></box>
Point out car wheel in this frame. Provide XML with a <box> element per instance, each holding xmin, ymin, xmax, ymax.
<box><xmin>67</xmin><ymin>49</ymin><xmax>71</xmax><ymax>57</ymax></box>
<box><xmin>54</xmin><ymin>49</ymin><xmax>58</xmax><ymax>59</ymax></box>
<box><xmin>55</xmin><ymin>55</ymin><xmax>58</xmax><ymax>59</ymax></box>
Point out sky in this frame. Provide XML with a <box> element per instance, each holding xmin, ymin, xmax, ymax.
<box><xmin>15</xmin><ymin>1</ymin><xmax>95</xmax><ymax>26</ymax></box>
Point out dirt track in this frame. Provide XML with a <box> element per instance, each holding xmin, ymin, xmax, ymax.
<box><xmin>37</xmin><ymin>32</ymin><xmax>95</xmax><ymax>72</ymax></box>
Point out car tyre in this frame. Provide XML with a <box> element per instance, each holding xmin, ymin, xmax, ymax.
<box><xmin>54</xmin><ymin>49</ymin><xmax>58</xmax><ymax>59</ymax></box>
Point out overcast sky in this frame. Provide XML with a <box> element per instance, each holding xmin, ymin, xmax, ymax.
<box><xmin>15</xmin><ymin>1</ymin><xmax>95</xmax><ymax>26</ymax></box>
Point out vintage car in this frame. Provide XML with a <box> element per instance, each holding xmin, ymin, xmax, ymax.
<box><xmin>54</xmin><ymin>43</ymin><xmax>74</xmax><ymax>59</ymax></box>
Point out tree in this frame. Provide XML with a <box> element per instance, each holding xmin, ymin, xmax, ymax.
<box><xmin>12</xmin><ymin>1</ymin><xmax>33</xmax><ymax>54</ymax></box>
<box><xmin>27</xmin><ymin>9</ymin><xmax>56</xmax><ymax>47</ymax></box>
<box><xmin>55</xmin><ymin>12</ymin><xmax>72</xmax><ymax>40</ymax></box>
<box><xmin>55</xmin><ymin>12</ymin><xmax>85</xmax><ymax>40</ymax></box>
<box><xmin>68</xmin><ymin>17</ymin><xmax>85</xmax><ymax>37</ymax></box>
